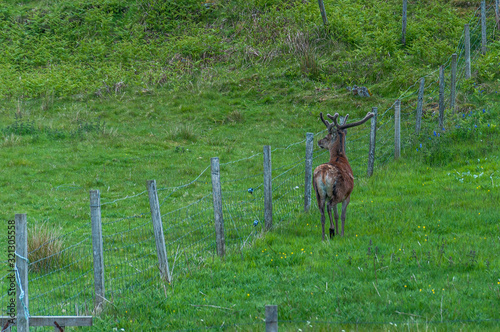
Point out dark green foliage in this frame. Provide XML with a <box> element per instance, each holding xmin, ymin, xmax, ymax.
<box><xmin>1</xmin><ymin>114</ymin><xmax>105</xmax><ymax>140</ymax></box>
<box><xmin>139</xmin><ymin>0</ymin><xmax>216</xmax><ymax>33</ymax></box>
<box><xmin>1</xmin><ymin>0</ymin><xmax>497</xmax><ymax>98</ymax></box>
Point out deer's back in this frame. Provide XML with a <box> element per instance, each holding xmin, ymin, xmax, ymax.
<box><xmin>313</xmin><ymin>162</ymin><xmax>354</xmax><ymax>203</ymax></box>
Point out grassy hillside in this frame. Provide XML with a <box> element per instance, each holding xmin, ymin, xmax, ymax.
<box><xmin>1</xmin><ymin>0</ymin><xmax>500</xmax><ymax>331</ymax></box>
<box><xmin>1</xmin><ymin>0</ymin><xmax>498</xmax><ymax>99</ymax></box>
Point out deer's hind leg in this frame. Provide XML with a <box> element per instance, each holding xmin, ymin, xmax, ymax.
<box><xmin>327</xmin><ymin>200</ymin><xmax>336</xmax><ymax>238</ymax></box>
<box><xmin>333</xmin><ymin>202</ymin><xmax>339</xmax><ymax>236</ymax></box>
<box><xmin>314</xmin><ymin>181</ymin><xmax>327</xmax><ymax>241</ymax></box>
<box><xmin>340</xmin><ymin>196</ymin><xmax>350</xmax><ymax>237</ymax></box>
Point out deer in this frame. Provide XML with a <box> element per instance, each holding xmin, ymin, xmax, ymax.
<box><xmin>313</xmin><ymin>111</ymin><xmax>374</xmax><ymax>241</ymax></box>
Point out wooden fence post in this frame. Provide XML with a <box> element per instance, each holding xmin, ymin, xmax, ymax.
<box><xmin>464</xmin><ymin>24</ymin><xmax>471</xmax><ymax>79</ymax></box>
<box><xmin>416</xmin><ymin>77</ymin><xmax>425</xmax><ymax>135</ymax></box>
<box><xmin>450</xmin><ymin>53</ymin><xmax>457</xmax><ymax>111</ymax></box>
<box><xmin>438</xmin><ymin>65</ymin><xmax>445</xmax><ymax>129</ymax></box>
<box><xmin>402</xmin><ymin>0</ymin><xmax>408</xmax><ymax>45</ymax></box>
<box><xmin>395</xmin><ymin>100</ymin><xmax>401</xmax><ymax>160</ymax></box>
<box><xmin>481</xmin><ymin>0</ymin><xmax>487</xmax><ymax>54</ymax></box>
<box><xmin>304</xmin><ymin>133</ymin><xmax>314</xmax><ymax>212</ymax></box>
<box><xmin>265</xmin><ymin>305</ymin><xmax>278</xmax><ymax>332</ymax></box>
<box><xmin>147</xmin><ymin>180</ymin><xmax>172</xmax><ymax>283</ymax></box>
<box><xmin>367</xmin><ymin>107</ymin><xmax>377</xmax><ymax>177</ymax></box>
<box><xmin>15</xmin><ymin>214</ymin><xmax>29</xmax><ymax>332</ymax></box>
<box><xmin>318</xmin><ymin>0</ymin><xmax>328</xmax><ymax>25</ymax></box>
<box><xmin>263</xmin><ymin>146</ymin><xmax>273</xmax><ymax>230</ymax></box>
<box><xmin>210</xmin><ymin>158</ymin><xmax>225</xmax><ymax>257</ymax></box>
<box><xmin>90</xmin><ymin>190</ymin><xmax>105</xmax><ymax>314</ymax></box>
<box><xmin>496</xmin><ymin>0</ymin><xmax>500</xmax><ymax>30</ymax></box>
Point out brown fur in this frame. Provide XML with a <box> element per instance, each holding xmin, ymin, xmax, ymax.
<box><xmin>313</xmin><ymin>112</ymin><xmax>373</xmax><ymax>240</ymax></box>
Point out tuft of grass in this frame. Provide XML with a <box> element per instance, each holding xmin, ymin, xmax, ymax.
<box><xmin>225</xmin><ymin>110</ymin><xmax>244</xmax><ymax>124</ymax></box>
<box><xmin>166</xmin><ymin>123</ymin><xmax>197</xmax><ymax>142</ymax></box>
<box><xmin>28</xmin><ymin>223</ymin><xmax>65</xmax><ymax>273</ymax></box>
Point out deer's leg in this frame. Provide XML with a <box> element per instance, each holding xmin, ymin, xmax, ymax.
<box><xmin>327</xmin><ymin>200</ymin><xmax>335</xmax><ymax>238</ymax></box>
<box><xmin>333</xmin><ymin>203</ymin><xmax>339</xmax><ymax>236</ymax></box>
<box><xmin>318</xmin><ymin>197</ymin><xmax>326</xmax><ymax>241</ymax></box>
<box><xmin>340</xmin><ymin>196</ymin><xmax>350</xmax><ymax>237</ymax></box>
<box><xmin>314</xmin><ymin>181</ymin><xmax>327</xmax><ymax>241</ymax></box>
<box><xmin>320</xmin><ymin>207</ymin><xmax>326</xmax><ymax>241</ymax></box>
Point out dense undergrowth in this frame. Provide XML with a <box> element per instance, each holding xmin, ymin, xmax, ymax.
<box><xmin>1</xmin><ymin>0</ymin><xmax>498</xmax><ymax>99</ymax></box>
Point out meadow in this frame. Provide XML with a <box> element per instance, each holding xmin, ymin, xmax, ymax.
<box><xmin>1</xmin><ymin>0</ymin><xmax>500</xmax><ymax>330</ymax></box>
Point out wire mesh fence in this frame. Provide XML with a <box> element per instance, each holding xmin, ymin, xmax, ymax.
<box><xmin>0</xmin><ymin>221</ymin><xmax>95</xmax><ymax>319</ymax></box>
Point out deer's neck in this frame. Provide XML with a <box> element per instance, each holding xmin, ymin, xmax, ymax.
<box><xmin>328</xmin><ymin>131</ymin><xmax>347</xmax><ymax>163</ymax></box>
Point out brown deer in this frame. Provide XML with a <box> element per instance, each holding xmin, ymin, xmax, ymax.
<box><xmin>313</xmin><ymin>111</ymin><xmax>374</xmax><ymax>240</ymax></box>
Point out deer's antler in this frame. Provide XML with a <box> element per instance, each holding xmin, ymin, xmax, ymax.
<box><xmin>327</xmin><ymin>113</ymin><xmax>346</xmax><ymax>127</ymax></box>
<box><xmin>329</xmin><ymin>112</ymin><xmax>373</xmax><ymax>130</ymax></box>
<box><xmin>322</xmin><ymin>113</ymin><xmax>338</xmax><ymax>133</ymax></box>
<box><xmin>319</xmin><ymin>112</ymin><xmax>330</xmax><ymax>128</ymax></box>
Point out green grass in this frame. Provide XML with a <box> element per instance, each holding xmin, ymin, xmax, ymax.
<box><xmin>91</xmin><ymin>149</ymin><xmax>500</xmax><ymax>331</ymax></box>
<box><xmin>1</xmin><ymin>83</ymin><xmax>499</xmax><ymax>330</ymax></box>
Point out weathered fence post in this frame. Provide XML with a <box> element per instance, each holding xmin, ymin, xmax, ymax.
<box><xmin>416</xmin><ymin>77</ymin><xmax>425</xmax><ymax>135</ymax></box>
<box><xmin>450</xmin><ymin>53</ymin><xmax>457</xmax><ymax>111</ymax></box>
<box><xmin>304</xmin><ymin>133</ymin><xmax>314</xmax><ymax>212</ymax></box>
<box><xmin>318</xmin><ymin>0</ymin><xmax>328</xmax><ymax>25</ymax></box>
<box><xmin>263</xmin><ymin>146</ymin><xmax>273</xmax><ymax>230</ymax></box>
<box><xmin>496</xmin><ymin>0</ymin><xmax>500</xmax><ymax>30</ymax></box>
<box><xmin>147</xmin><ymin>180</ymin><xmax>172</xmax><ymax>282</ymax></box>
<box><xmin>438</xmin><ymin>65</ymin><xmax>445</xmax><ymax>129</ymax></box>
<box><xmin>367</xmin><ymin>107</ymin><xmax>377</xmax><ymax>177</ymax></box>
<box><xmin>481</xmin><ymin>0</ymin><xmax>487</xmax><ymax>54</ymax></box>
<box><xmin>464</xmin><ymin>24</ymin><xmax>471</xmax><ymax>79</ymax></box>
<box><xmin>395</xmin><ymin>100</ymin><xmax>401</xmax><ymax>160</ymax></box>
<box><xmin>90</xmin><ymin>190</ymin><xmax>105</xmax><ymax>314</ymax></box>
<box><xmin>402</xmin><ymin>0</ymin><xmax>408</xmax><ymax>45</ymax></box>
<box><xmin>15</xmin><ymin>214</ymin><xmax>29</xmax><ymax>332</ymax></box>
<box><xmin>265</xmin><ymin>305</ymin><xmax>278</xmax><ymax>332</ymax></box>
<box><xmin>210</xmin><ymin>157</ymin><xmax>225</xmax><ymax>257</ymax></box>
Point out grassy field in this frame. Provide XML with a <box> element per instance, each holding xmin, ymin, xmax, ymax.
<box><xmin>1</xmin><ymin>0</ymin><xmax>500</xmax><ymax>331</ymax></box>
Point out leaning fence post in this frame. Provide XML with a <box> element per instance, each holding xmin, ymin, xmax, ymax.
<box><xmin>450</xmin><ymin>53</ymin><xmax>457</xmax><ymax>111</ymax></box>
<box><xmin>402</xmin><ymin>0</ymin><xmax>408</xmax><ymax>45</ymax></box>
<box><xmin>481</xmin><ymin>0</ymin><xmax>487</xmax><ymax>54</ymax></box>
<box><xmin>464</xmin><ymin>24</ymin><xmax>471</xmax><ymax>79</ymax></box>
<box><xmin>367</xmin><ymin>107</ymin><xmax>377</xmax><ymax>177</ymax></box>
<box><xmin>395</xmin><ymin>100</ymin><xmax>401</xmax><ymax>160</ymax></box>
<box><xmin>318</xmin><ymin>0</ymin><xmax>328</xmax><ymax>25</ymax></box>
<box><xmin>210</xmin><ymin>158</ymin><xmax>225</xmax><ymax>257</ymax></box>
<box><xmin>90</xmin><ymin>190</ymin><xmax>105</xmax><ymax>314</ymax></box>
<box><xmin>416</xmin><ymin>77</ymin><xmax>425</xmax><ymax>135</ymax></box>
<box><xmin>265</xmin><ymin>305</ymin><xmax>278</xmax><ymax>332</ymax></box>
<box><xmin>263</xmin><ymin>146</ymin><xmax>273</xmax><ymax>230</ymax></box>
<box><xmin>15</xmin><ymin>214</ymin><xmax>29</xmax><ymax>332</ymax></box>
<box><xmin>439</xmin><ymin>65</ymin><xmax>445</xmax><ymax>129</ymax></box>
<box><xmin>304</xmin><ymin>133</ymin><xmax>314</xmax><ymax>212</ymax></box>
<box><xmin>147</xmin><ymin>180</ymin><xmax>172</xmax><ymax>282</ymax></box>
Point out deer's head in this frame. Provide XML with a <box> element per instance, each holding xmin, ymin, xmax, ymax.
<box><xmin>317</xmin><ymin>112</ymin><xmax>374</xmax><ymax>154</ymax></box>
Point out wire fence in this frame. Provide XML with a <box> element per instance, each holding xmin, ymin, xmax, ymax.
<box><xmin>0</xmin><ymin>0</ymin><xmax>498</xmax><ymax>328</ymax></box>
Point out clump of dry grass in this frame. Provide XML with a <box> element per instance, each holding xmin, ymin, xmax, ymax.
<box><xmin>28</xmin><ymin>223</ymin><xmax>65</xmax><ymax>273</ymax></box>
<box><xmin>166</xmin><ymin>123</ymin><xmax>197</xmax><ymax>142</ymax></box>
